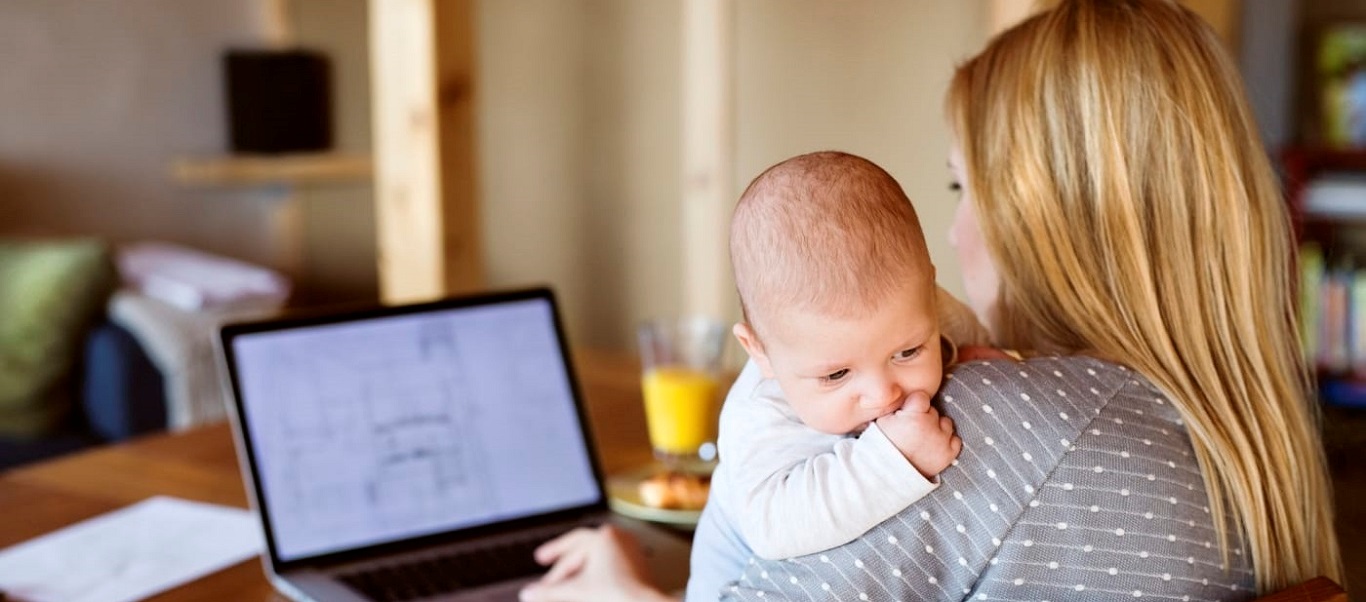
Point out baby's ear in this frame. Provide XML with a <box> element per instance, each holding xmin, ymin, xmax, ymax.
<box><xmin>732</xmin><ymin>322</ymin><xmax>776</xmax><ymax>379</ymax></box>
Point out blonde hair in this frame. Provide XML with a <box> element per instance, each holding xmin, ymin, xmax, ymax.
<box><xmin>948</xmin><ymin>0</ymin><xmax>1341</xmax><ymax>591</ymax></box>
<box><xmin>730</xmin><ymin>151</ymin><xmax>933</xmax><ymax>334</ymax></box>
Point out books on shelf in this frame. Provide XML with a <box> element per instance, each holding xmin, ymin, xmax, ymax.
<box><xmin>1303</xmin><ymin>173</ymin><xmax>1366</xmax><ymax>220</ymax></box>
<box><xmin>1302</xmin><ymin>241</ymin><xmax>1366</xmax><ymax>406</ymax></box>
<box><xmin>1302</xmin><ymin>242</ymin><xmax>1324</xmax><ymax>364</ymax></box>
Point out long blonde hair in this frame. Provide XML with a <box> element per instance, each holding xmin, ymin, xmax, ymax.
<box><xmin>948</xmin><ymin>0</ymin><xmax>1341</xmax><ymax>591</ymax></box>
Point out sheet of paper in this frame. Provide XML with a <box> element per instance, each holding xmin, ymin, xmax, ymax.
<box><xmin>0</xmin><ymin>496</ymin><xmax>265</xmax><ymax>602</ymax></box>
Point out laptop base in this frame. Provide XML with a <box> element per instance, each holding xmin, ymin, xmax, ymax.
<box><xmin>275</xmin><ymin>514</ymin><xmax>691</xmax><ymax>602</ymax></box>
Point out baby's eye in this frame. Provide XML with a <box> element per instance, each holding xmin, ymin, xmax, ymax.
<box><xmin>822</xmin><ymin>368</ymin><xmax>850</xmax><ymax>383</ymax></box>
<box><xmin>896</xmin><ymin>346</ymin><xmax>924</xmax><ymax>361</ymax></box>
<box><xmin>948</xmin><ymin>181</ymin><xmax>962</xmax><ymax>193</ymax></box>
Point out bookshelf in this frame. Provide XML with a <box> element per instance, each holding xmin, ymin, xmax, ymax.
<box><xmin>1275</xmin><ymin>0</ymin><xmax>1366</xmax><ymax>409</ymax></box>
<box><xmin>168</xmin><ymin>153</ymin><xmax>373</xmax><ymax>288</ymax></box>
<box><xmin>170</xmin><ymin>153</ymin><xmax>372</xmax><ymax>187</ymax></box>
<box><xmin>1285</xmin><ymin>146</ymin><xmax>1366</xmax><ymax>407</ymax></box>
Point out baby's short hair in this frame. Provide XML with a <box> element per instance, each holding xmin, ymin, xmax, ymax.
<box><xmin>730</xmin><ymin>151</ymin><xmax>933</xmax><ymax>334</ymax></box>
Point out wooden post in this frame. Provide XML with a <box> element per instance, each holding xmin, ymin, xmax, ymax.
<box><xmin>681</xmin><ymin>0</ymin><xmax>735</xmax><ymax>320</ymax></box>
<box><xmin>369</xmin><ymin>0</ymin><xmax>483</xmax><ymax>304</ymax></box>
<box><xmin>261</xmin><ymin>0</ymin><xmax>295</xmax><ymax>49</ymax></box>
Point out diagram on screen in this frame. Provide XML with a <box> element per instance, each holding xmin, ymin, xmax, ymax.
<box><xmin>251</xmin><ymin>316</ymin><xmax>495</xmax><ymax>540</ymax></box>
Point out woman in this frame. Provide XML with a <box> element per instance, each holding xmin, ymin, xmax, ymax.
<box><xmin>520</xmin><ymin>1</ymin><xmax>1342</xmax><ymax>599</ymax></box>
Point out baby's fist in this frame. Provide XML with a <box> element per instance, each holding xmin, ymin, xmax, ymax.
<box><xmin>875</xmin><ymin>391</ymin><xmax>962</xmax><ymax>479</ymax></box>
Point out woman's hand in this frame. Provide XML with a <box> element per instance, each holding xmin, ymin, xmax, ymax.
<box><xmin>518</xmin><ymin>525</ymin><xmax>678</xmax><ymax>602</ymax></box>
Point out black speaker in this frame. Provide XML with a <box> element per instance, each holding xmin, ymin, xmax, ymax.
<box><xmin>223</xmin><ymin>49</ymin><xmax>332</xmax><ymax>154</ymax></box>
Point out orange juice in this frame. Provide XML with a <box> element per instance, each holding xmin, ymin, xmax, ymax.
<box><xmin>641</xmin><ymin>366</ymin><xmax>720</xmax><ymax>456</ymax></box>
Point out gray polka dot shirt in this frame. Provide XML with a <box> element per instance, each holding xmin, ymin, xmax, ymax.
<box><xmin>717</xmin><ymin>356</ymin><xmax>1254</xmax><ymax>601</ymax></box>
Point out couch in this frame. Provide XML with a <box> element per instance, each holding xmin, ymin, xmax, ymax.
<box><xmin>0</xmin><ymin>239</ymin><xmax>168</xmax><ymax>471</ymax></box>
<box><xmin>0</xmin><ymin>238</ymin><xmax>289</xmax><ymax>471</ymax></box>
<box><xmin>0</xmin><ymin>319</ymin><xmax>167</xmax><ymax>470</ymax></box>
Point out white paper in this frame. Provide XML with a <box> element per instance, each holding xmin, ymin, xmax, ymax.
<box><xmin>0</xmin><ymin>496</ymin><xmax>265</xmax><ymax>602</ymax></box>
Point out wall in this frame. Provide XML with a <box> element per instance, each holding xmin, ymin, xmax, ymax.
<box><xmin>476</xmin><ymin>0</ymin><xmax>685</xmax><ymax>349</ymax></box>
<box><xmin>0</xmin><ymin>1</ymin><xmax>278</xmax><ymax>265</ymax></box>
<box><xmin>0</xmin><ymin>0</ymin><xmax>381</xmax><ymax>304</ymax></box>
<box><xmin>1238</xmin><ymin>0</ymin><xmax>1299</xmax><ymax>152</ymax></box>
<box><xmin>734</xmin><ymin>1</ymin><xmax>987</xmax><ymax>310</ymax></box>
<box><xmin>293</xmin><ymin>0</ymin><xmax>378</xmax><ymax>303</ymax></box>
<box><xmin>477</xmin><ymin>1</ymin><xmax>986</xmax><ymax>350</ymax></box>
<box><xmin>578</xmin><ymin>0</ymin><xmax>686</xmax><ymax>348</ymax></box>
<box><xmin>477</xmin><ymin>0</ymin><xmax>591</xmax><ymax>345</ymax></box>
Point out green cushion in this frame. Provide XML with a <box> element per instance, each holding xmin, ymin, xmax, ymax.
<box><xmin>0</xmin><ymin>239</ymin><xmax>116</xmax><ymax>438</ymax></box>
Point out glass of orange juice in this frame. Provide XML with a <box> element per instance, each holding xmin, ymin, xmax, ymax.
<box><xmin>637</xmin><ymin>317</ymin><xmax>727</xmax><ymax>474</ymax></box>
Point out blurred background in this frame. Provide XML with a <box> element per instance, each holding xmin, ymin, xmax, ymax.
<box><xmin>0</xmin><ymin>0</ymin><xmax>992</xmax><ymax>349</ymax></box>
<box><xmin>8</xmin><ymin>0</ymin><xmax>1358</xmax><ymax>348</ymax></box>
<box><xmin>1</xmin><ymin>0</ymin><xmax>1336</xmax><ymax>340</ymax></box>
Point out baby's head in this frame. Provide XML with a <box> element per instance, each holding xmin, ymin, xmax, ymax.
<box><xmin>730</xmin><ymin>151</ymin><xmax>943</xmax><ymax>435</ymax></box>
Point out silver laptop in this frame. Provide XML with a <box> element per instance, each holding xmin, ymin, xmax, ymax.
<box><xmin>219</xmin><ymin>288</ymin><xmax>692</xmax><ymax>602</ymax></box>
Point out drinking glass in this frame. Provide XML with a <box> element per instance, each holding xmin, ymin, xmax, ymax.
<box><xmin>637</xmin><ymin>316</ymin><xmax>728</xmax><ymax>473</ymax></box>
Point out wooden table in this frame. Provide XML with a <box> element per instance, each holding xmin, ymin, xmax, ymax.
<box><xmin>0</xmin><ymin>349</ymin><xmax>658</xmax><ymax>601</ymax></box>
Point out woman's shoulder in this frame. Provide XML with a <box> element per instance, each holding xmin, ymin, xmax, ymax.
<box><xmin>958</xmin><ymin>358</ymin><xmax>1254</xmax><ymax>599</ymax></box>
<box><xmin>940</xmin><ymin>356</ymin><xmax>1125</xmax><ymax>429</ymax></box>
<box><xmin>941</xmin><ymin>355</ymin><xmax>1184</xmax><ymax>460</ymax></box>
<box><xmin>946</xmin><ymin>354</ymin><xmax>1138</xmax><ymax>396</ymax></box>
<box><xmin>945</xmin><ymin>355</ymin><xmax>1180</xmax><ymax>428</ymax></box>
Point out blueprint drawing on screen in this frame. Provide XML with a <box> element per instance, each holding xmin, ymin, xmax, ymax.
<box><xmin>231</xmin><ymin>300</ymin><xmax>600</xmax><ymax>561</ymax></box>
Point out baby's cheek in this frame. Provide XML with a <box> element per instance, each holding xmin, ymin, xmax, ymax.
<box><xmin>793</xmin><ymin>398</ymin><xmax>857</xmax><ymax>435</ymax></box>
<box><xmin>810</xmin><ymin>412</ymin><xmax>855</xmax><ymax>435</ymax></box>
<box><xmin>921</xmin><ymin>363</ymin><xmax>946</xmax><ymax>395</ymax></box>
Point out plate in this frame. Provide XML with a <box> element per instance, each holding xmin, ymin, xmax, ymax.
<box><xmin>606</xmin><ymin>465</ymin><xmax>707</xmax><ymax>527</ymax></box>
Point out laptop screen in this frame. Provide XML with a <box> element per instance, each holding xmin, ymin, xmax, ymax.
<box><xmin>228</xmin><ymin>296</ymin><xmax>603</xmax><ymax>563</ymax></box>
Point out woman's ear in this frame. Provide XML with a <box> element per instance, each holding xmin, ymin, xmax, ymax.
<box><xmin>733</xmin><ymin>322</ymin><xmax>776</xmax><ymax>379</ymax></box>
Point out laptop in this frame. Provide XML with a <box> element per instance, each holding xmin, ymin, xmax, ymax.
<box><xmin>218</xmin><ymin>288</ymin><xmax>693</xmax><ymax>602</ymax></box>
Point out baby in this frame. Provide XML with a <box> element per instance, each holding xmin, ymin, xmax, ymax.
<box><xmin>686</xmin><ymin>151</ymin><xmax>989</xmax><ymax>600</ymax></box>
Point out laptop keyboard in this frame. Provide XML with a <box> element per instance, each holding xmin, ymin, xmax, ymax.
<box><xmin>337</xmin><ymin>530</ymin><xmax>566</xmax><ymax>601</ymax></box>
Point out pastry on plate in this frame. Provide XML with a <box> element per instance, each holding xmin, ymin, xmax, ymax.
<box><xmin>638</xmin><ymin>471</ymin><xmax>710</xmax><ymax>510</ymax></box>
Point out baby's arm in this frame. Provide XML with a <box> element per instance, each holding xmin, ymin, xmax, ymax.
<box><xmin>722</xmin><ymin>367</ymin><xmax>959</xmax><ymax>560</ymax></box>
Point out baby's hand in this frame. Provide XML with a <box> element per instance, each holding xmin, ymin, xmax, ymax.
<box><xmin>875</xmin><ymin>391</ymin><xmax>961</xmax><ymax>479</ymax></box>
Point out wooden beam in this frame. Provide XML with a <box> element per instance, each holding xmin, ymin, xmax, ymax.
<box><xmin>369</xmin><ymin>0</ymin><xmax>483</xmax><ymax>304</ymax></box>
<box><xmin>681</xmin><ymin>0</ymin><xmax>735</xmax><ymax>320</ymax></box>
<box><xmin>261</xmin><ymin>0</ymin><xmax>295</xmax><ymax>48</ymax></box>
<box><xmin>171</xmin><ymin>153</ymin><xmax>371</xmax><ymax>187</ymax></box>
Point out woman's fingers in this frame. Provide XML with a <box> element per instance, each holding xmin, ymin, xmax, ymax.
<box><xmin>535</xmin><ymin>527</ymin><xmax>596</xmax><ymax>583</ymax></box>
<box><xmin>542</xmin><ymin>547</ymin><xmax>589</xmax><ymax>583</ymax></box>
<box><xmin>534</xmin><ymin>527</ymin><xmax>594</xmax><ymax>565</ymax></box>
<box><xmin>520</xmin><ymin>525</ymin><xmax>664</xmax><ymax>602</ymax></box>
